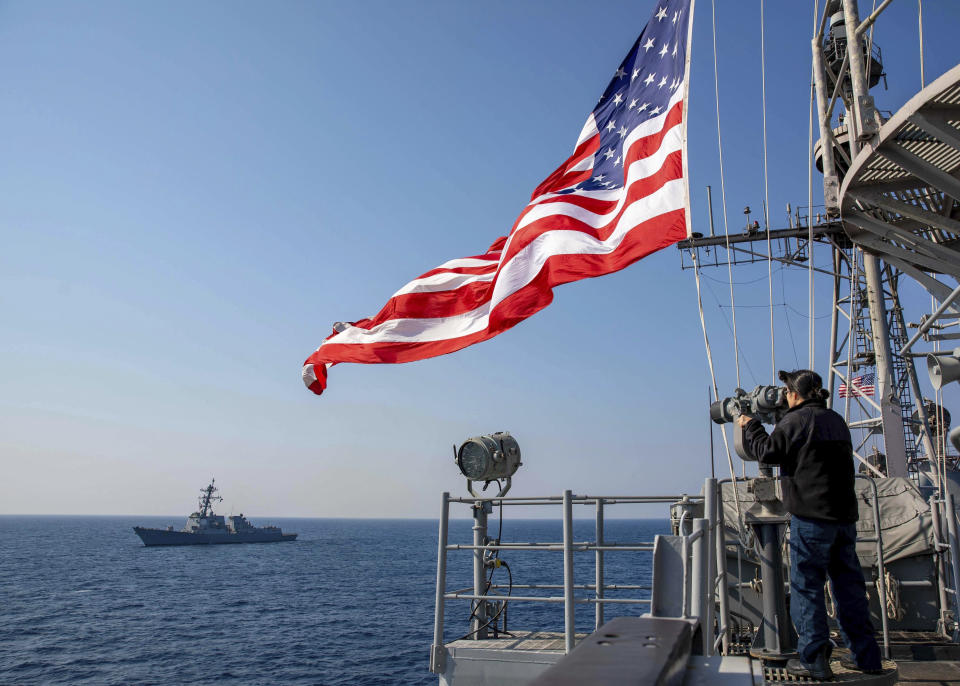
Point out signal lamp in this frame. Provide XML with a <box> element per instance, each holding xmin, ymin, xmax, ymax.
<box><xmin>454</xmin><ymin>432</ymin><xmax>521</xmax><ymax>498</ymax></box>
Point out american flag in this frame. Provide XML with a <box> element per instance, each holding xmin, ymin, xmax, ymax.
<box><xmin>303</xmin><ymin>0</ymin><xmax>694</xmax><ymax>396</ymax></box>
<box><xmin>839</xmin><ymin>373</ymin><xmax>876</xmax><ymax>398</ymax></box>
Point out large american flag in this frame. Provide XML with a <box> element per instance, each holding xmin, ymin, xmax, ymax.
<box><xmin>303</xmin><ymin>0</ymin><xmax>694</xmax><ymax>395</ymax></box>
<box><xmin>839</xmin><ymin>373</ymin><xmax>876</xmax><ymax>398</ymax></box>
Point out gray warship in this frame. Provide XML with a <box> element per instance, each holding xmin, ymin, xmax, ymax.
<box><xmin>133</xmin><ymin>479</ymin><xmax>296</xmax><ymax>546</ymax></box>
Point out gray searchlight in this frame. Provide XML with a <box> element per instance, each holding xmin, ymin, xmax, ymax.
<box><xmin>454</xmin><ymin>432</ymin><xmax>521</xmax><ymax>498</ymax></box>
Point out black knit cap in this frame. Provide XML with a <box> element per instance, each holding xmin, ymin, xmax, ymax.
<box><xmin>778</xmin><ymin>369</ymin><xmax>825</xmax><ymax>400</ymax></box>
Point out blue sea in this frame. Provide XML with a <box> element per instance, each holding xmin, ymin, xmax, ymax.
<box><xmin>0</xmin><ymin>516</ymin><xmax>668</xmax><ymax>685</ymax></box>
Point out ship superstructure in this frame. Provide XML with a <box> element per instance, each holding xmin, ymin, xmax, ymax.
<box><xmin>133</xmin><ymin>479</ymin><xmax>297</xmax><ymax>546</ymax></box>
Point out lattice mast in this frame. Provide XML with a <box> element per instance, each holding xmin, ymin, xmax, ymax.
<box><xmin>680</xmin><ymin>0</ymin><xmax>952</xmax><ymax>479</ymax></box>
<box><xmin>814</xmin><ymin>0</ymin><xmax>939</xmax><ymax>478</ymax></box>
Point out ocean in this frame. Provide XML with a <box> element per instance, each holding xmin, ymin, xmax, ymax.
<box><xmin>0</xmin><ymin>516</ymin><xmax>668</xmax><ymax>685</ymax></box>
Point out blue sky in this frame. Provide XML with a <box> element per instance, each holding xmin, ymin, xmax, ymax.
<box><xmin>2</xmin><ymin>1</ymin><xmax>958</xmax><ymax>516</ymax></box>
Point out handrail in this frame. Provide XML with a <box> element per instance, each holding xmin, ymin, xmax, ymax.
<box><xmin>448</xmin><ymin>494</ymin><xmax>702</xmax><ymax>504</ymax></box>
<box><xmin>489</xmin><ymin>583</ymin><xmax>650</xmax><ymax>591</ymax></box>
<box><xmin>929</xmin><ymin>496</ymin><xmax>952</xmax><ymax>636</ymax></box>
<box><xmin>447</xmin><ymin>544</ymin><xmax>655</xmax><ymax>552</ymax></box>
<box><xmin>429</xmin><ymin>485</ymin><xmax>710</xmax><ymax>674</ymax></box>
<box><xmin>855</xmin><ymin>475</ymin><xmax>890</xmax><ymax>660</ymax></box>
<box><xmin>446</xmin><ymin>593</ymin><xmax>651</xmax><ymax>606</ymax></box>
<box><xmin>944</xmin><ymin>492</ymin><xmax>960</xmax><ymax>642</ymax></box>
<box><xmin>430</xmin><ymin>492</ymin><xmax>450</xmax><ymax>674</ymax></box>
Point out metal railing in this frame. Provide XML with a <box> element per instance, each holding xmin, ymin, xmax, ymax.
<box><xmin>429</xmin><ymin>489</ymin><xmax>707</xmax><ymax>673</ymax></box>
<box><xmin>930</xmin><ymin>491</ymin><xmax>960</xmax><ymax>640</ymax></box>
<box><xmin>855</xmin><ymin>475</ymin><xmax>891</xmax><ymax>659</ymax></box>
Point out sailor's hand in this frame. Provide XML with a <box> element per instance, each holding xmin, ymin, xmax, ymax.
<box><xmin>735</xmin><ymin>414</ymin><xmax>754</xmax><ymax>428</ymax></box>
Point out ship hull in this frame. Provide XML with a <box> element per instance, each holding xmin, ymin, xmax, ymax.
<box><xmin>133</xmin><ymin>527</ymin><xmax>297</xmax><ymax>546</ymax></box>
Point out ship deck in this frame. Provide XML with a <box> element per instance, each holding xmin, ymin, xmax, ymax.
<box><xmin>444</xmin><ymin>631</ymin><xmax>960</xmax><ymax>685</ymax></box>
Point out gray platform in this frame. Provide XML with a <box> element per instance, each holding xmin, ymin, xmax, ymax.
<box><xmin>438</xmin><ymin>631</ymin><xmax>585</xmax><ymax>686</ymax></box>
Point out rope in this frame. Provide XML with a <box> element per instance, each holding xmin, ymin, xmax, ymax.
<box><xmin>877</xmin><ymin>571</ymin><xmax>906</xmax><ymax>621</ymax></box>
<box><xmin>760</xmin><ymin>0</ymin><xmax>775</xmax><ymax>382</ymax></box>
<box><xmin>691</xmin><ymin>249</ymin><xmax>747</xmax><ymax>539</ymax></box>
<box><xmin>808</xmin><ymin>0</ymin><xmax>820</xmax><ymax>367</ymax></box>
<box><xmin>711</xmin><ymin>0</ymin><xmax>741</xmax><ymax>389</ymax></box>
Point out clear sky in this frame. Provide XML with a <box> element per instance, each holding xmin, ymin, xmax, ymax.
<box><xmin>2</xmin><ymin>1</ymin><xmax>958</xmax><ymax>517</ymax></box>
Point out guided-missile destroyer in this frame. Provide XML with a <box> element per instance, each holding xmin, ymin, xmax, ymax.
<box><xmin>133</xmin><ymin>479</ymin><xmax>296</xmax><ymax>546</ymax></box>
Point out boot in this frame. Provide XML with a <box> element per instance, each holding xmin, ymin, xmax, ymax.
<box><xmin>786</xmin><ymin>646</ymin><xmax>834</xmax><ymax>681</ymax></box>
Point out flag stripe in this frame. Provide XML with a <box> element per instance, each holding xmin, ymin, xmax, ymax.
<box><xmin>314</xmin><ymin>200</ymin><xmax>685</xmax><ymax>349</ymax></box>
<box><xmin>507</xmin><ymin>147</ymin><xmax>683</xmax><ymax>259</ymax></box>
<box><xmin>309</xmin><ymin>213</ymin><xmax>685</xmax><ymax>374</ymax></box>
<box><xmin>516</xmin><ymin>116</ymin><xmax>683</xmax><ymax>237</ymax></box>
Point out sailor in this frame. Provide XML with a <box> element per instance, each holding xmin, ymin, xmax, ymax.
<box><xmin>736</xmin><ymin>369</ymin><xmax>883</xmax><ymax>680</ymax></box>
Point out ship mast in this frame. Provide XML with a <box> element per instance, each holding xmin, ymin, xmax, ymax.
<box><xmin>680</xmin><ymin>0</ymin><xmax>960</xmax><ymax>482</ymax></box>
<box><xmin>197</xmin><ymin>479</ymin><xmax>222</xmax><ymax>518</ymax></box>
<box><xmin>813</xmin><ymin>0</ymin><xmax>960</xmax><ymax>479</ymax></box>
<box><xmin>827</xmin><ymin>0</ymin><xmax>909</xmax><ymax>477</ymax></box>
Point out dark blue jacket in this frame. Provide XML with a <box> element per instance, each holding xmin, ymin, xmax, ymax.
<box><xmin>742</xmin><ymin>399</ymin><xmax>858</xmax><ymax>523</ymax></box>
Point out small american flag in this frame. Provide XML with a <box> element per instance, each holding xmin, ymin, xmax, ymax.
<box><xmin>839</xmin><ymin>373</ymin><xmax>876</xmax><ymax>398</ymax></box>
<box><xmin>303</xmin><ymin>0</ymin><xmax>694</xmax><ymax>396</ymax></box>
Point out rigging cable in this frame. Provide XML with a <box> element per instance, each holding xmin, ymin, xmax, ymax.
<box><xmin>692</xmin><ymin>248</ymin><xmax>748</xmax><ymax>544</ymax></box>
<box><xmin>760</xmin><ymin>0</ymin><xmax>775</xmax><ymax>382</ymax></box>
<box><xmin>711</xmin><ymin>0</ymin><xmax>740</xmax><ymax>389</ymax></box>
<box><xmin>702</xmin><ymin>280</ymin><xmax>761</xmax><ymax>385</ymax></box>
<box><xmin>781</xmin><ymin>273</ymin><xmax>802</xmax><ymax>369</ymax></box>
<box><xmin>808</xmin><ymin>0</ymin><xmax>820</xmax><ymax>367</ymax></box>
<box><xmin>918</xmin><ymin>0</ymin><xmax>925</xmax><ymax>88</ymax></box>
